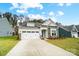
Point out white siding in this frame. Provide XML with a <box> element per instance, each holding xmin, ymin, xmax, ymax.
<box><xmin>71</xmin><ymin>31</ymin><xmax>78</xmax><ymax>38</ymax></box>
<box><xmin>42</xmin><ymin>20</ymin><xmax>57</xmax><ymax>26</ymax></box>
<box><xmin>27</xmin><ymin>22</ymin><xmax>35</xmax><ymax>26</ymax></box>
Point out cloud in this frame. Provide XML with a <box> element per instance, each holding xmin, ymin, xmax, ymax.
<box><xmin>42</xmin><ymin>12</ymin><xmax>45</xmax><ymax>14</ymax></box>
<box><xmin>58</xmin><ymin>3</ymin><xmax>72</xmax><ymax>7</ymax></box>
<box><xmin>49</xmin><ymin>11</ymin><xmax>54</xmax><ymax>16</ymax></box>
<box><xmin>19</xmin><ymin>3</ymin><xmax>43</xmax><ymax>10</ymax></box>
<box><xmin>58</xmin><ymin>3</ymin><xmax>64</xmax><ymax>7</ymax></box>
<box><xmin>48</xmin><ymin>12</ymin><xmax>57</xmax><ymax>22</ymax></box>
<box><xmin>28</xmin><ymin>14</ymin><xmax>57</xmax><ymax>22</ymax></box>
<box><xmin>10</xmin><ymin>3</ymin><xmax>19</xmax><ymax>10</ymax></box>
<box><xmin>58</xmin><ymin>11</ymin><xmax>64</xmax><ymax>16</ymax></box>
<box><xmin>49</xmin><ymin>17</ymin><xmax>57</xmax><ymax>22</ymax></box>
<box><xmin>10</xmin><ymin>3</ymin><xmax>43</xmax><ymax>13</ymax></box>
<box><xmin>16</xmin><ymin>9</ymin><xmax>27</xmax><ymax>14</ymax></box>
<box><xmin>66</xmin><ymin>3</ymin><xmax>71</xmax><ymax>6</ymax></box>
<box><xmin>28</xmin><ymin>14</ymin><xmax>46</xmax><ymax>20</ymax></box>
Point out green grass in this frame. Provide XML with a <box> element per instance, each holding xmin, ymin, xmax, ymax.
<box><xmin>47</xmin><ymin>38</ymin><xmax>79</xmax><ymax>56</ymax></box>
<box><xmin>0</xmin><ymin>36</ymin><xmax>19</xmax><ymax>56</ymax></box>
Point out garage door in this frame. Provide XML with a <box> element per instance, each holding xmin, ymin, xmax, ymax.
<box><xmin>21</xmin><ymin>31</ymin><xmax>40</xmax><ymax>40</ymax></box>
<box><xmin>72</xmin><ymin>32</ymin><xmax>78</xmax><ymax>38</ymax></box>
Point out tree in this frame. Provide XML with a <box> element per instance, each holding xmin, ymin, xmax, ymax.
<box><xmin>3</xmin><ymin>12</ymin><xmax>18</xmax><ymax>27</ymax></box>
<box><xmin>2</xmin><ymin>12</ymin><xmax>19</xmax><ymax>35</ymax></box>
<box><xmin>19</xmin><ymin>14</ymin><xmax>24</xmax><ymax>17</ymax></box>
<box><xmin>0</xmin><ymin>12</ymin><xmax>2</xmax><ymax>18</ymax></box>
<box><xmin>37</xmin><ymin>19</ymin><xmax>44</xmax><ymax>23</ymax></box>
<box><xmin>30</xmin><ymin>19</ymin><xmax>44</xmax><ymax>23</ymax></box>
<box><xmin>12</xmin><ymin>14</ymin><xmax>19</xmax><ymax>35</ymax></box>
<box><xmin>12</xmin><ymin>14</ymin><xmax>18</xmax><ymax>27</ymax></box>
<box><xmin>3</xmin><ymin>12</ymin><xmax>12</xmax><ymax>22</ymax></box>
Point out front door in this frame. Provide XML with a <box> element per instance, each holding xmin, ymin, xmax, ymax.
<box><xmin>42</xmin><ymin>30</ymin><xmax>46</xmax><ymax>38</ymax></box>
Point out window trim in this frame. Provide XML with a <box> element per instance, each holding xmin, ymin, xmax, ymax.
<box><xmin>51</xmin><ymin>30</ymin><xmax>56</xmax><ymax>36</ymax></box>
<box><xmin>22</xmin><ymin>31</ymin><xmax>39</xmax><ymax>33</ymax></box>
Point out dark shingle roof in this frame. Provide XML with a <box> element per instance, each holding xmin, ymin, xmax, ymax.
<box><xmin>64</xmin><ymin>25</ymin><xmax>79</xmax><ymax>32</ymax></box>
<box><xmin>56</xmin><ymin>22</ymin><xmax>70</xmax><ymax>32</ymax></box>
<box><xmin>64</xmin><ymin>25</ymin><xmax>74</xmax><ymax>31</ymax></box>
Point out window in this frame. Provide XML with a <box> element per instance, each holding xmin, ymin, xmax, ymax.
<box><xmin>36</xmin><ymin>31</ymin><xmax>39</xmax><ymax>33</ymax></box>
<box><xmin>26</xmin><ymin>31</ymin><xmax>31</xmax><ymax>33</ymax></box>
<box><xmin>22</xmin><ymin>31</ymin><xmax>26</xmax><ymax>33</ymax></box>
<box><xmin>52</xmin><ymin>30</ymin><xmax>56</xmax><ymax>36</ymax></box>
<box><xmin>22</xmin><ymin>31</ymin><xmax>39</xmax><ymax>33</ymax></box>
<box><xmin>32</xmin><ymin>31</ymin><xmax>35</xmax><ymax>33</ymax></box>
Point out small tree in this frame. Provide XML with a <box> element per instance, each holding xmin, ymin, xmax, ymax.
<box><xmin>3</xmin><ymin>12</ymin><xmax>12</xmax><ymax>21</ymax></box>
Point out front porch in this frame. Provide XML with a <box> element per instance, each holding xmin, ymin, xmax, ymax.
<box><xmin>41</xmin><ymin>27</ymin><xmax>58</xmax><ymax>39</ymax></box>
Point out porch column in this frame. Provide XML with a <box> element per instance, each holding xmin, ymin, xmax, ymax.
<box><xmin>48</xmin><ymin>27</ymin><xmax>51</xmax><ymax>38</ymax></box>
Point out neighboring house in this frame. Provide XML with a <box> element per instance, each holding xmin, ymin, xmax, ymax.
<box><xmin>56</xmin><ymin>23</ymin><xmax>71</xmax><ymax>38</ymax></box>
<box><xmin>64</xmin><ymin>25</ymin><xmax>79</xmax><ymax>38</ymax></box>
<box><xmin>18</xmin><ymin>19</ymin><xmax>59</xmax><ymax>40</ymax></box>
<box><xmin>0</xmin><ymin>17</ymin><xmax>13</xmax><ymax>36</ymax></box>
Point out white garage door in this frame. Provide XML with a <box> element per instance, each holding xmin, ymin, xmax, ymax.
<box><xmin>72</xmin><ymin>32</ymin><xmax>78</xmax><ymax>38</ymax></box>
<box><xmin>21</xmin><ymin>30</ymin><xmax>40</xmax><ymax>40</ymax></box>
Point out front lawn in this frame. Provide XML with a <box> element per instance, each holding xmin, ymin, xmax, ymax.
<box><xmin>0</xmin><ymin>36</ymin><xmax>19</xmax><ymax>56</ymax></box>
<box><xmin>47</xmin><ymin>38</ymin><xmax>79</xmax><ymax>56</ymax></box>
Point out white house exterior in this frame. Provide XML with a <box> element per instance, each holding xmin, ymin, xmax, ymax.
<box><xmin>64</xmin><ymin>25</ymin><xmax>79</xmax><ymax>38</ymax></box>
<box><xmin>71</xmin><ymin>25</ymin><xmax>78</xmax><ymax>38</ymax></box>
<box><xmin>18</xmin><ymin>19</ymin><xmax>59</xmax><ymax>40</ymax></box>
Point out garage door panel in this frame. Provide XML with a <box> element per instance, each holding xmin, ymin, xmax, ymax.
<box><xmin>21</xmin><ymin>30</ymin><xmax>40</xmax><ymax>40</ymax></box>
<box><xmin>72</xmin><ymin>32</ymin><xmax>78</xmax><ymax>38</ymax></box>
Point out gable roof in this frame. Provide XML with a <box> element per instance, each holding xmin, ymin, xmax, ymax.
<box><xmin>42</xmin><ymin>19</ymin><xmax>57</xmax><ymax>26</ymax></box>
<box><xmin>64</xmin><ymin>25</ymin><xmax>74</xmax><ymax>31</ymax></box>
<box><xmin>56</xmin><ymin>22</ymin><xmax>70</xmax><ymax>32</ymax></box>
<box><xmin>64</xmin><ymin>25</ymin><xmax>79</xmax><ymax>32</ymax></box>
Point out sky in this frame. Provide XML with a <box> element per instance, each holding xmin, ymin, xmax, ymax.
<box><xmin>0</xmin><ymin>3</ymin><xmax>79</xmax><ymax>25</ymax></box>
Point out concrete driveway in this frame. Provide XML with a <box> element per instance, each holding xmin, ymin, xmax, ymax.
<box><xmin>7</xmin><ymin>39</ymin><xmax>75</xmax><ymax>56</ymax></box>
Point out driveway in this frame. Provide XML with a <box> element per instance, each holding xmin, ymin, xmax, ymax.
<box><xmin>7</xmin><ymin>39</ymin><xmax>75</xmax><ymax>56</ymax></box>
